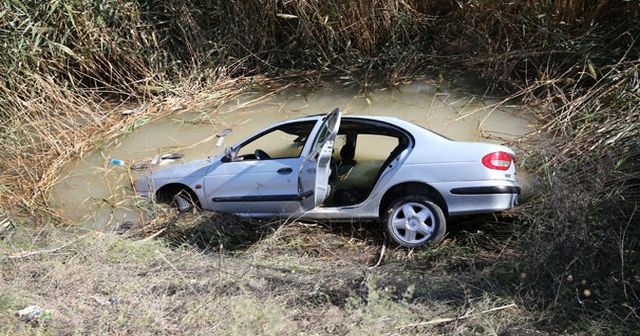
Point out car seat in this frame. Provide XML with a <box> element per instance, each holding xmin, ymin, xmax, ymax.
<box><xmin>334</xmin><ymin>143</ymin><xmax>357</xmax><ymax>180</ymax></box>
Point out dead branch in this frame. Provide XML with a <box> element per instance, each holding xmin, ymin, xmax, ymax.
<box><xmin>401</xmin><ymin>303</ymin><xmax>517</xmax><ymax>328</ymax></box>
<box><xmin>6</xmin><ymin>235</ymin><xmax>88</xmax><ymax>259</ymax></box>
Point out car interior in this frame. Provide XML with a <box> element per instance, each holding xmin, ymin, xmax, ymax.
<box><xmin>325</xmin><ymin>119</ymin><xmax>410</xmax><ymax>207</ymax></box>
<box><xmin>227</xmin><ymin>118</ymin><xmax>411</xmax><ymax>207</ymax></box>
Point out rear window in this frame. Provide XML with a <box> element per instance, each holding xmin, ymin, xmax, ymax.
<box><xmin>410</xmin><ymin>122</ymin><xmax>452</xmax><ymax>140</ymax></box>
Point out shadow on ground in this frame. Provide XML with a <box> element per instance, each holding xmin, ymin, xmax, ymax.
<box><xmin>158</xmin><ymin>210</ymin><xmax>517</xmax><ymax>255</ymax></box>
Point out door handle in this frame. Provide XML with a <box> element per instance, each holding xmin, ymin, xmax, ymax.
<box><xmin>277</xmin><ymin>167</ymin><xmax>293</xmax><ymax>174</ymax></box>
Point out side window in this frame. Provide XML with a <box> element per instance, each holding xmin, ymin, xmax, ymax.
<box><xmin>354</xmin><ymin>134</ymin><xmax>399</xmax><ymax>162</ymax></box>
<box><xmin>312</xmin><ymin>122</ymin><xmax>331</xmax><ymax>154</ymax></box>
<box><xmin>236</xmin><ymin>121</ymin><xmax>315</xmax><ymax>160</ymax></box>
<box><xmin>311</xmin><ymin>110</ymin><xmax>339</xmax><ymax>155</ymax></box>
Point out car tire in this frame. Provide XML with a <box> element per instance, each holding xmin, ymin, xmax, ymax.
<box><xmin>171</xmin><ymin>190</ymin><xmax>195</xmax><ymax>213</ymax></box>
<box><xmin>384</xmin><ymin>195</ymin><xmax>446</xmax><ymax>248</ymax></box>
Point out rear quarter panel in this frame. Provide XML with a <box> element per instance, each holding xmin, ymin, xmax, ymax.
<box><xmin>368</xmin><ymin>123</ymin><xmax>518</xmax><ymax>216</ymax></box>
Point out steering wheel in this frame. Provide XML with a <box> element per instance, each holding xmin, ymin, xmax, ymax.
<box><xmin>254</xmin><ymin>149</ymin><xmax>271</xmax><ymax>160</ymax></box>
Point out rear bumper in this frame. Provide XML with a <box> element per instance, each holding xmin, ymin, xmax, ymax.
<box><xmin>432</xmin><ymin>181</ymin><xmax>520</xmax><ymax>216</ymax></box>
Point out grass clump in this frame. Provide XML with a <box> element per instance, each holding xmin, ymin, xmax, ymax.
<box><xmin>421</xmin><ymin>1</ymin><xmax>640</xmax><ymax>329</ymax></box>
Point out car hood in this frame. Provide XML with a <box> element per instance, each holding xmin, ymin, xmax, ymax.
<box><xmin>149</xmin><ymin>157</ymin><xmax>214</xmax><ymax>180</ymax></box>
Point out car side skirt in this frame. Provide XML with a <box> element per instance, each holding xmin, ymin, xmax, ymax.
<box><xmin>450</xmin><ymin>186</ymin><xmax>521</xmax><ymax>195</ymax></box>
<box><xmin>212</xmin><ymin>190</ymin><xmax>314</xmax><ymax>203</ymax></box>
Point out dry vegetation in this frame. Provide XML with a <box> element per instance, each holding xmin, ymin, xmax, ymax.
<box><xmin>1</xmin><ymin>215</ymin><xmax>535</xmax><ymax>335</ymax></box>
<box><xmin>0</xmin><ymin>0</ymin><xmax>638</xmax><ymax>334</ymax></box>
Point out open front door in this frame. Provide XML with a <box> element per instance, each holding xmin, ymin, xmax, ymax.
<box><xmin>299</xmin><ymin>107</ymin><xmax>341</xmax><ymax>211</ymax></box>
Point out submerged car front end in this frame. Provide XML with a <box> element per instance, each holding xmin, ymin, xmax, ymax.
<box><xmin>133</xmin><ymin>157</ymin><xmax>215</xmax><ymax>204</ymax></box>
<box><xmin>133</xmin><ymin>174</ymin><xmax>153</xmax><ymax>199</ymax></box>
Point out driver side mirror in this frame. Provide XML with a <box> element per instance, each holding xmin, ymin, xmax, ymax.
<box><xmin>222</xmin><ymin>146</ymin><xmax>237</xmax><ymax>162</ymax></box>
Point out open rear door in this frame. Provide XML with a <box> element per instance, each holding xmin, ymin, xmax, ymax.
<box><xmin>299</xmin><ymin>108</ymin><xmax>341</xmax><ymax>210</ymax></box>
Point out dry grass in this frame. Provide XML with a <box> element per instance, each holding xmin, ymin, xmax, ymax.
<box><xmin>1</xmin><ymin>222</ymin><xmax>537</xmax><ymax>335</ymax></box>
<box><xmin>1</xmin><ymin>0</ymin><xmax>639</xmax><ymax>334</ymax></box>
<box><xmin>0</xmin><ymin>72</ymin><xmax>252</xmax><ymax>220</ymax></box>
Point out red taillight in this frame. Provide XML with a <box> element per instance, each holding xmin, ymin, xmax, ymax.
<box><xmin>482</xmin><ymin>151</ymin><xmax>513</xmax><ymax>171</ymax></box>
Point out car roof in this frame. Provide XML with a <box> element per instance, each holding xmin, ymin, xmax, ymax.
<box><xmin>285</xmin><ymin>113</ymin><xmax>406</xmax><ymax>124</ymax></box>
<box><xmin>281</xmin><ymin>114</ymin><xmax>438</xmax><ymax>138</ymax></box>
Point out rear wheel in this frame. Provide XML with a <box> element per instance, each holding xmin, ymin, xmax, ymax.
<box><xmin>384</xmin><ymin>195</ymin><xmax>446</xmax><ymax>248</ymax></box>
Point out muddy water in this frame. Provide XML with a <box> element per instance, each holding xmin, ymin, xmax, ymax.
<box><xmin>50</xmin><ymin>79</ymin><xmax>535</xmax><ymax>229</ymax></box>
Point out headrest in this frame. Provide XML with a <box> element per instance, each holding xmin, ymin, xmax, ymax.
<box><xmin>340</xmin><ymin>143</ymin><xmax>356</xmax><ymax>162</ymax></box>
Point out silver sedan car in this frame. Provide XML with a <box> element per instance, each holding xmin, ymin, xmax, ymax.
<box><xmin>134</xmin><ymin>108</ymin><xmax>520</xmax><ymax>248</ymax></box>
